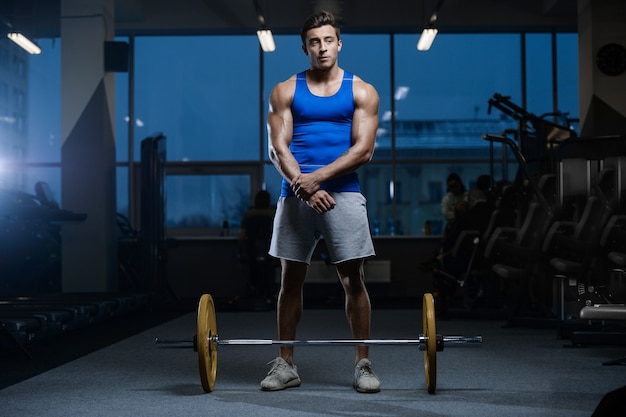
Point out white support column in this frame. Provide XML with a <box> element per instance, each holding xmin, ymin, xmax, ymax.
<box><xmin>60</xmin><ymin>0</ymin><xmax>117</xmax><ymax>292</ymax></box>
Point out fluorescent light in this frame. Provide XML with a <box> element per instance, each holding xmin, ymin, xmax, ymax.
<box><xmin>7</xmin><ymin>32</ymin><xmax>41</xmax><ymax>55</ymax></box>
<box><xmin>394</xmin><ymin>86</ymin><xmax>410</xmax><ymax>100</ymax></box>
<box><xmin>416</xmin><ymin>28</ymin><xmax>438</xmax><ymax>51</ymax></box>
<box><xmin>257</xmin><ymin>29</ymin><xmax>276</xmax><ymax>53</ymax></box>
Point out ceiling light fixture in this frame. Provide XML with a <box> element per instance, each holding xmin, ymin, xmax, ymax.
<box><xmin>416</xmin><ymin>27</ymin><xmax>438</xmax><ymax>51</ymax></box>
<box><xmin>7</xmin><ymin>32</ymin><xmax>41</xmax><ymax>54</ymax></box>
<box><xmin>416</xmin><ymin>0</ymin><xmax>444</xmax><ymax>52</ymax></box>
<box><xmin>256</xmin><ymin>28</ymin><xmax>276</xmax><ymax>53</ymax></box>
<box><xmin>253</xmin><ymin>0</ymin><xmax>275</xmax><ymax>52</ymax></box>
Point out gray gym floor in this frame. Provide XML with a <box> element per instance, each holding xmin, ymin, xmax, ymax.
<box><xmin>1</xmin><ymin>308</ymin><xmax>625</xmax><ymax>416</ymax></box>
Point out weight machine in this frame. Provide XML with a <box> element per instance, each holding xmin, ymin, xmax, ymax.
<box><xmin>487</xmin><ymin>93</ymin><xmax>577</xmax><ymax>182</ymax></box>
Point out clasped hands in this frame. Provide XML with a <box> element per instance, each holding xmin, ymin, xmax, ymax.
<box><xmin>290</xmin><ymin>173</ymin><xmax>336</xmax><ymax>214</ymax></box>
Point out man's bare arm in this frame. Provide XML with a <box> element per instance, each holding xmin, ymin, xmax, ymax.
<box><xmin>267</xmin><ymin>79</ymin><xmax>300</xmax><ymax>183</ymax></box>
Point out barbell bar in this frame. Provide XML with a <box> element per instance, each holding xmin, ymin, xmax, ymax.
<box><xmin>155</xmin><ymin>293</ymin><xmax>482</xmax><ymax>394</ymax></box>
<box><xmin>156</xmin><ymin>336</ymin><xmax>481</xmax><ymax>347</ymax></box>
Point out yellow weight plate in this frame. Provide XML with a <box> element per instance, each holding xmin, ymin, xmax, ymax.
<box><xmin>423</xmin><ymin>293</ymin><xmax>437</xmax><ymax>394</ymax></box>
<box><xmin>197</xmin><ymin>293</ymin><xmax>218</xmax><ymax>392</ymax></box>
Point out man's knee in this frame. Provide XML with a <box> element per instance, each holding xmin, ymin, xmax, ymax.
<box><xmin>336</xmin><ymin>262</ymin><xmax>366</xmax><ymax>294</ymax></box>
<box><xmin>280</xmin><ymin>261</ymin><xmax>307</xmax><ymax>290</ymax></box>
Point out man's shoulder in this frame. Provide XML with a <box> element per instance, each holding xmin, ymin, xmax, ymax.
<box><xmin>351</xmin><ymin>75</ymin><xmax>375</xmax><ymax>91</ymax></box>
<box><xmin>269</xmin><ymin>76</ymin><xmax>298</xmax><ymax>105</ymax></box>
<box><xmin>351</xmin><ymin>75</ymin><xmax>379</xmax><ymax>106</ymax></box>
<box><xmin>280</xmin><ymin>73</ymin><xmax>300</xmax><ymax>87</ymax></box>
<box><xmin>348</xmin><ymin>71</ymin><xmax>366</xmax><ymax>83</ymax></box>
<box><xmin>272</xmin><ymin>75</ymin><xmax>298</xmax><ymax>95</ymax></box>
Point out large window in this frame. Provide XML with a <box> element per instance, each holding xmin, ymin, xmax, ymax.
<box><xmin>131</xmin><ymin>36</ymin><xmax>261</xmax><ymax>230</ymax></box>
<box><xmin>133</xmin><ymin>36</ymin><xmax>260</xmax><ymax>162</ymax></box>
<box><xmin>379</xmin><ymin>34</ymin><xmax>524</xmax><ymax>234</ymax></box>
<box><xmin>0</xmin><ymin>38</ymin><xmax>61</xmax><ymax>197</ymax></box>
<box><xmin>7</xmin><ymin>30</ymin><xmax>579</xmax><ymax>237</ymax></box>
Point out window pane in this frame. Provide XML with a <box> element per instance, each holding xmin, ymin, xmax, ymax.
<box><xmin>23</xmin><ymin>38</ymin><xmax>61</xmax><ymax>165</ymax></box>
<box><xmin>556</xmin><ymin>33</ymin><xmax>579</xmax><ymax>131</ymax></box>
<box><xmin>391</xmin><ymin>34</ymin><xmax>521</xmax><ymax>161</ymax></box>
<box><xmin>525</xmin><ymin>33</ymin><xmax>553</xmax><ymax>117</ymax></box>
<box><xmin>166</xmin><ymin>174</ymin><xmax>250</xmax><ymax>235</ymax></box>
<box><xmin>394</xmin><ymin>34</ymin><xmax>522</xmax><ymax>119</ymax></box>
<box><xmin>0</xmin><ymin>37</ymin><xmax>60</xmax><ymax>195</ymax></box>
<box><xmin>263</xmin><ymin>35</ymin><xmax>304</xmax><ymax>100</ymax></box>
<box><xmin>134</xmin><ymin>36</ymin><xmax>259</xmax><ymax>162</ymax></box>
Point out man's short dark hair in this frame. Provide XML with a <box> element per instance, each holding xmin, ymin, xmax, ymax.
<box><xmin>300</xmin><ymin>11</ymin><xmax>341</xmax><ymax>45</ymax></box>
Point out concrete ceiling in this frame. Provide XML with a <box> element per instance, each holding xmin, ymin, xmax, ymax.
<box><xmin>2</xmin><ymin>0</ymin><xmax>578</xmax><ymax>40</ymax></box>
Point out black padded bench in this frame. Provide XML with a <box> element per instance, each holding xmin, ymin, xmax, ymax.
<box><xmin>576</xmin><ymin>304</ymin><xmax>626</xmax><ymax>365</ymax></box>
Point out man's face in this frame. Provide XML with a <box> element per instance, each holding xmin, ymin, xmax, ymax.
<box><xmin>302</xmin><ymin>24</ymin><xmax>342</xmax><ymax>70</ymax></box>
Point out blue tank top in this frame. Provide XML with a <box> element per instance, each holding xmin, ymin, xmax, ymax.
<box><xmin>280</xmin><ymin>70</ymin><xmax>361</xmax><ymax>197</ymax></box>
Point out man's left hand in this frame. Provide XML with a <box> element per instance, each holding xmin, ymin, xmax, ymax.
<box><xmin>291</xmin><ymin>173</ymin><xmax>320</xmax><ymax>201</ymax></box>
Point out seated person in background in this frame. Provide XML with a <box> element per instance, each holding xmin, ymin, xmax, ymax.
<box><xmin>419</xmin><ymin>181</ymin><xmax>481</xmax><ymax>273</ymax></box>
<box><xmin>432</xmin><ymin>189</ymin><xmax>492</xmax><ymax>315</ymax></box>
<box><xmin>438</xmin><ymin>189</ymin><xmax>491</xmax><ymax>269</ymax></box>
<box><xmin>441</xmin><ymin>173</ymin><xmax>468</xmax><ymax>233</ymax></box>
<box><xmin>238</xmin><ymin>190</ymin><xmax>277</xmax><ymax>303</ymax></box>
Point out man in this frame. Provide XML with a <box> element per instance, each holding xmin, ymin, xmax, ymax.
<box><xmin>263</xmin><ymin>11</ymin><xmax>381</xmax><ymax>393</ymax></box>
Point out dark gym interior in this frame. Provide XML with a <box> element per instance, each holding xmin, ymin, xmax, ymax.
<box><xmin>1</xmin><ymin>1</ymin><xmax>626</xmax><ymax>416</ymax></box>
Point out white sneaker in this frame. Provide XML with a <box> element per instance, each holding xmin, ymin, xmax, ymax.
<box><xmin>353</xmin><ymin>358</ymin><xmax>381</xmax><ymax>393</ymax></box>
<box><xmin>260</xmin><ymin>357</ymin><xmax>301</xmax><ymax>391</ymax></box>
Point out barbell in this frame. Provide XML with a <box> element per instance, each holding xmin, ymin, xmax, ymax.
<box><xmin>155</xmin><ymin>292</ymin><xmax>482</xmax><ymax>394</ymax></box>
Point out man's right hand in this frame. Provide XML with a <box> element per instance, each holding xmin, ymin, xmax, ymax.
<box><xmin>305</xmin><ymin>190</ymin><xmax>336</xmax><ymax>214</ymax></box>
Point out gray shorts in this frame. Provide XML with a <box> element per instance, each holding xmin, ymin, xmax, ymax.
<box><xmin>269</xmin><ymin>192</ymin><xmax>376</xmax><ymax>264</ymax></box>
